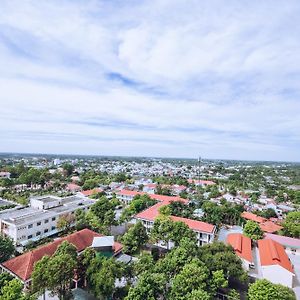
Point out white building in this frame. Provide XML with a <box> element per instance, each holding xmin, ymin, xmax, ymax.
<box><xmin>135</xmin><ymin>201</ymin><xmax>216</xmax><ymax>247</ymax></box>
<box><xmin>258</xmin><ymin>239</ymin><xmax>295</xmax><ymax>288</ymax></box>
<box><xmin>0</xmin><ymin>195</ymin><xmax>94</xmax><ymax>246</ymax></box>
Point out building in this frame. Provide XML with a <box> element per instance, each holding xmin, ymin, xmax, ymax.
<box><xmin>0</xmin><ymin>171</ymin><xmax>11</xmax><ymax>178</ymax></box>
<box><xmin>0</xmin><ymin>195</ymin><xmax>94</xmax><ymax>246</ymax></box>
<box><xmin>227</xmin><ymin>233</ymin><xmax>253</xmax><ymax>270</ymax></box>
<box><xmin>264</xmin><ymin>233</ymin><xmax>300</xmax><ymax>255</ymax></box>
<box><xmin>241</xmin><ymin>211</ymin><xmax>282</xmax><ymax>234</ymax></box>
<box><xmin>135</xmin><ymin>197</ymin><xmax>215</xmax><ymax>247</ymax></box>
<box><xmin>116</xmin><ymin>190</ymin><xmax>141</xmax><ymax>204</ymax></box>
<box><xmin>257</xmin><ymin>239</ymin><xmax>294</xmax><ymax>288</ymax></box>
<box><xmin>0</xmin><ymin>229</ymin><xmax>122</xmax><ymax>288</ymax></box>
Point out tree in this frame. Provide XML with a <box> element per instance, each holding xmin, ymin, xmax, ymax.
<box><xmin>0</xmin><ymin>235</ymin><xmax>14</xmax><ymax>263</ymax></box>
<box><xmin>243</xmin><ymin>220</ymin><xmax>264</xmax><ymax>240</ymax></box>
<box><xmin>248</xmin><ymin>279</ymin><xmax>296</xmax><ymax>300</ymax></box>
<box><xmin>31</xmin><ymin>241</ymin><xmax>78</xmax><ymax>300</ymax></box>
<box><xmin>0</xmin><ymin>279</ymin><xmax>30</xmax><ymax>300</ymax></box>
<box><xmin>198</xmin><ymin>242</ymin><xmax>247</xmax><ymax>282</ymax></box>
<box><xmin>62</xmin><ymin>163</ymin><xmax>74</xmax><ymax>177</ymax></box>
<box><xmin>169</xmin><ymin>259</ymin><xmax>210</xmax><ymax>300</ymax></box>
<box><xmin>0</xmin><ymin>273</ymin><xmax>14</xmax><ymax>296</ymax></box>
<box><xmin>31</xmin><ymin>255</ymin><xmax>50</xmax><ymax>300</ymax></box>
<box><xmin>150</xmin><ymin>217</ymin><xmax>174</xmax><ymax>249</ymax></box>
<box><xmin>121</xmin><ymin>221</ymin><xmax>148</xmax><ymax>254</ymax></box>
<box><xmin>56</xmin><ymin>214</ymin><xmax>75</xmax><ymax>233</ymax></box>
<box><xmin>125</xmin><ymin>271</ymin><xmax>167</xmax><ymax>300</ymax></box>
<box><xmin>88</xmin><ymin>196</ymin><xmax>116</xmax><ymax>231</ymax></box>
<box><xmin>74</xmin><ymin>209</ymin><xmax>88</xmax><ymax>230</ymax></box>
<box><xmin>282</xmin><ymin>211</ymin><xmax>300</xmax><ymax>238</ymax></box>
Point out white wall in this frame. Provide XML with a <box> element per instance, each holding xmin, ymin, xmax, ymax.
<box><xmin>261</xmin><ymin>265</ymin><xmax>294</xmax><ymax>288</ymax></box>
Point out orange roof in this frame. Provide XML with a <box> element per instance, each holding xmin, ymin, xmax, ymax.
<box><xmin>81</xmin><ymin>188</ymin><xmax>103</xmax><ymax>196</ymax></box>
<box><xmin>171</xmin><ymin>216</ymin><xmax>215</xmax><ymax>233</ymax></box>
<box><xmin>241</xmin><ymin>212</ymin><xmax>266</xmax><ymax>223</ymax></box>
<box><xmin>136</xmin><ymin>199</ymin><xmax>214</xmax><ymax>234</ymax></box>
<box><xmin>260</xmin><ymin>221</ymin><xmax>283</xmax><ymax>233</ymax></box>
<box><xmin>2</xmin><ymin>229</ymin><xmax>122</xmax><ymax>281</ymax></box>
<box><xmin>258</xmin><ymin>239</ymin><xmax>294</xmax><ymax>273</ymax></box>
<box><xmin>227</xmin><ymin>233</ymin><xmax>253</xmax><ymax>262</ymax></box>
<box><xmin>116</xmin><ymin>190</ymin><xmax>141</xmax><ymax>197</ymax></box>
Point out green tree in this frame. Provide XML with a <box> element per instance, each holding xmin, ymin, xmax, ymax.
<box><xmin>74</xmin><ymin>209</ymin><xmax>88</xmax><ymax>230</ymax></box>
<box><xmin>125</xmin><ymin>271</ymin><xmax>166</xmax><ymax>300</ymax></box>
<box><xmin>0</xmin><ymin>279</ymin><xmax>29</xmax><ymax>300</ymax></box>
<box><xmin>0</xmin><ymin>235</ymin><xmax>14</xmax><ymax>263</ymax></box>
<box><xmin>243</xmin><ymin>220</ymin><xmax>264</xmax><ymax>240</ymax></box>
<box><xmin>169</xmin><ymin>259</ymin><xmax>210</xmax><ymax>300</ymax></box>
<box><xmin>248</xmin><ymin>279</ymin><xmax>295</xmax><ymax>300</ymax></box>
<box><xmin>31</xmin><ymin>255</ymin><xmax>50</xmax><ymax>300</ymax></box>
<box><xmin>56</xmin><ymin>214</ymin><xmax>75</xmax><ymax>233</ymax></box>
<box><xmin>282</xmin><ymin>211</ymin><xmax>300</xmax><ymax>238</ymax></box>
<box><xmin>88</xmin><ymin>196</ymin><xmax>116</xmax><ymax>232</ymax></box>
<box><xmin>121</xmin><ymin>221</ymin><xmax>148</xmax><ymax>254</ymax></box>
<box><xmin>62</xmin><ymin>163</ymin><xmax>74</xmax><ymax>177</ymax></box>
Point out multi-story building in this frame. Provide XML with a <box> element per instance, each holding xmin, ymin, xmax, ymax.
<box><xmin>135</xmin><ymin>197</ymin><xmax>216</xmax><ymax>247</ymax></box>
<box><xmin>0</xmin><ymin>195</ymin><xmax>94</xmax><ymax>246</ymax></box>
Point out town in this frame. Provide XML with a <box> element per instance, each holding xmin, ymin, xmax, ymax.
<box><xmin>0</xmin><ymin>153</ymin><xmax>299</xmax><ymax>299</ymax></box>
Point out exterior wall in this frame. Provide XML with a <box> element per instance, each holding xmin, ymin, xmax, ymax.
<box><xmin>137</xmin><ymin>217</ymin><xmax>214</xmax><ymax>247</ymax></box>
<box><xmin>241</xmin><ymin>258</ymin><xmax>251</xmax><ymax>271</ymax></box>
<box><xmin>261</xmin><ymin>265</ymin><xmax>294</xmax><ymax>288</ymax></box>
<box><xmin>0</xmin><ymin>206</ymin><xmax>91</xmax><ymax>245</ymax></box>
<box><xmin>116</xmin><ymin>194</ymin><xmax>135</xmax><ymax>205</ymax></box>
<box><xmin>30</xmin><ymin>197</ymin><xmax>61</xmax><ymax>210</ymax></box>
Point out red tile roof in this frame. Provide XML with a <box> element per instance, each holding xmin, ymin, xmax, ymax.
<box><xmin>116</xmin><ymin>190</ymin><xmax>141</xmax><ymax>197</ymax></box>
<box><xmin>227</xmin><ymin>233</ymin><xmax>253</xmax><ymax>263</ymax></box>
<box><xmin>2</xmin><ymin>229</ymin><xmax>122</xmax><ymax>281</ymax></box>
<box><xmin>81</xmin><ymin>188</ymin><xmax>103</xmax><ymax>196</ymax></box>
<box><xmin>170</xmin><ymin>216</ymin><xmax>215</xmax><ymax>233</ymax></box>
<box><xmin>258</xmin><ymin>239</ymin><xmax>294</xmax><ymax>273</ymax></box>
<box><xmin>259</xmin><ymin>221</ymin><xmax>283</xmax><ymax>233</ymax></box>
<box><xmin>241</xmin><ymin>212</ymin><xmax>266</xmax><ymax>223</ymax></box>
<box><xmin>136</xmin><ymin>198</ymin><xmax>214</xmax><ymax>234</ymax></box>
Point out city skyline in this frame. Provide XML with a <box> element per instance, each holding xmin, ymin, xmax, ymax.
<box><xmin>0</xmin><ymin>1</ymin><xmax>300</xmax><ymax>161</ymax></box>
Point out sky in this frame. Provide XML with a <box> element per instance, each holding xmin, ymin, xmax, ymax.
<box><xmin>0</xmin><ymin>0</ymin><xmax>300</xmax><ymax>162</ymax></box>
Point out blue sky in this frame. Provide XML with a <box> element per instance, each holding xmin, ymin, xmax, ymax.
<box><xmin>0</xmin><ymin>0</ymin><xmax>300</xmax><ymax>161</ymax></box>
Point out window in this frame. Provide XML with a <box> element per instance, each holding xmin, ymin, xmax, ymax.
<box><xmin>36</xmin><ymin>231</ymin><xmax>41</xmax><ymax>236</ymax></box>
<box><xmin>28</xmin><ymin>235</ymin><xmax>33</xmax><ymax>239</ymax></box>
<box><xmin>44</xmin><ymin>219</ymin><xmax>49</xmax><ymax>224</ymax></box>
<box><xmin>52</xmin><ymin>217</ymin><xmax>56</xmax><ymax>221</ymax></box>
<box><xmin>44</xmin><ymin>229</ymin><xmax>49</xmax><ymax>233</ymax></box>
<box><xmin>51</xmin><ymin>226</ymin><xmax>56</xmax><ymax>231</ymax></box>
<box><xmin>37</xmin><ymin>221</ymin><xmax>41</xmax><ymax>226</ymax></box>
<box><xmin>28</xmin><ymin>224</ymin><xmax>33</xmax><ymax>229</ymax></box>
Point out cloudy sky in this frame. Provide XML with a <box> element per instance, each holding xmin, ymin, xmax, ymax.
<box><xmin>0</xmin><ymin>0</ymin><xmax>300</xmax><ymax>161</ymax></box>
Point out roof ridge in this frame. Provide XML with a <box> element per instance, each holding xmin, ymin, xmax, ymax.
<box><xmin>24</xmin><ymin>251</ymin><xmax>34</xmax><ymax>280</ymax></box>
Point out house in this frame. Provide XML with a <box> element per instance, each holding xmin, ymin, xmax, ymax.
<box><xmin>116</xmin><ymin>190</ymin><xmax>141</xmax><ymax>205</ymax></box>
<box><xmin>188</xmin><ymin>179</ymin><xmax>216</xmax><ymax>186</ymax></box>
<box><xmin>135</xmin><ymin>197</ymin><xmax>215</xmax><ymax>247</ymax></box>
<box><xmin>0</xmin><ymin>229</ymin><xmax>122</xmax><ymax>288</ymax></box>
<box><xmin>66</xmin><ymin>183</ymin><xmax>81</xmax><ymax>192</ymax></box>
<box><xmin>241</xmin><ymin>211</ymin><xmax>283</xmax><ymax>234</ymax></box>
<box><xmin>227</xmin><ymin>233</ymin><xmax>253</xmax><ymax>270</ymax></box>
<box><xmin>241</xmin><ymin>212</ymin><xmax>266</xmax><ymax>223</ymax></box>
<box><xmin>257</xmin><ymin>239</ymin><xmax>294</xmax><ymax>288</ymax></box>
<box><xmin>0</xmin><ymin>172</ymin><xmax>11</xmax><ymax>178</ymax></box>
<box><xmin>264</xmin><ymin>233</ymin><xmax>300</xmax><ymax>255</ymax></box>
<box><xmin>0</xmin><ymin>195</ymin><xmax>94</xmax><ymax>246</ymax></box>
<box><xmin>143</xmin><ymin>183</ymin><xmax>157</xmax><ymax>194</ymax></box>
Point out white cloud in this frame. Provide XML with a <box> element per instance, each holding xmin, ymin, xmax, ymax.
<box><xmin>0</xmin><ymin>0</ymin><xmax>299</xmax><ymax>161</ymax></box>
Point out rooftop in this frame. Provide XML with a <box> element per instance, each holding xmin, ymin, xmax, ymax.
<box><xmin>227</xmin><ymin>233</ymin><xmax>253</xmax><ymax>263</ymax></box>
<box><xmin>1</xmin><ymin>229</ymin><xmax>123</xmax><ymax>281</ymax></box>
<box><xmin>258</xmin><ymin>239</ymin><xmax>294</xmax><ymax>273</ymax></box>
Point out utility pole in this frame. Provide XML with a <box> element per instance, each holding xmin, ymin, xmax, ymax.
<box><xmin>198</xmin><ymin>156</ymin><xmax>201</xmax><ymax>202</ymax></box>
